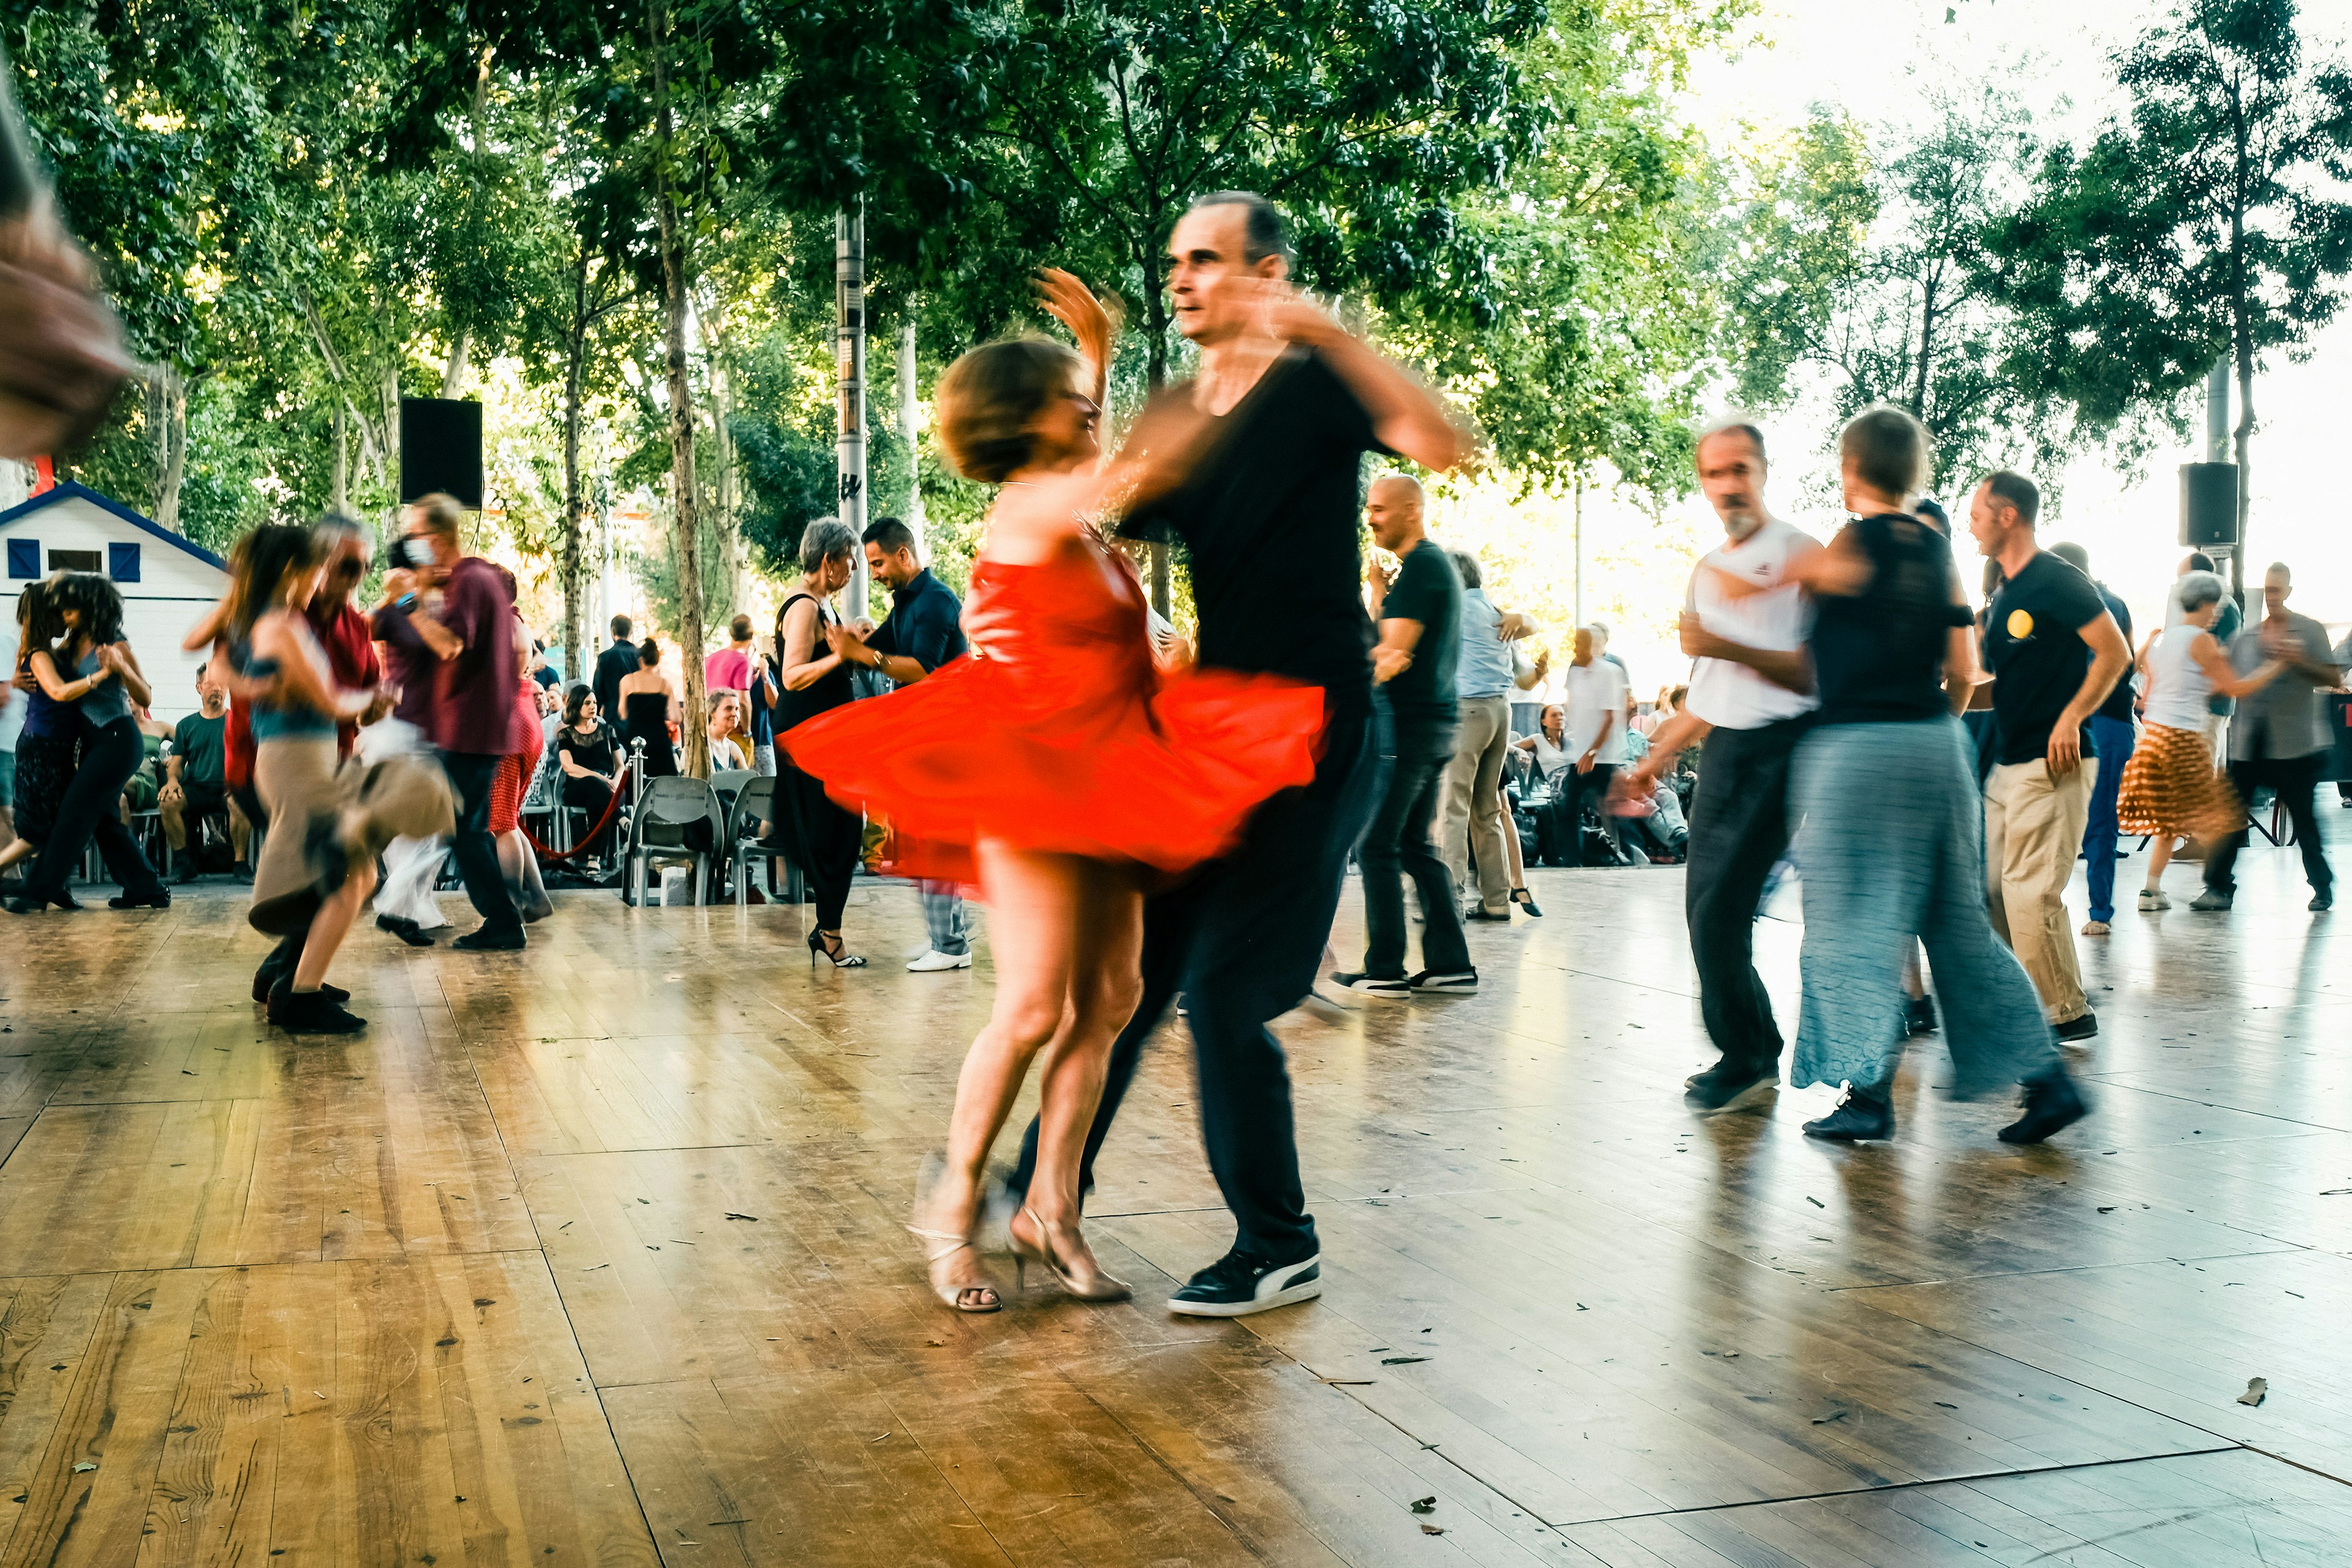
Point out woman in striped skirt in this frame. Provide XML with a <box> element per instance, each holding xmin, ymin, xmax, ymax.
<box><xmin>2118</xmin><ymin>570</ymin><xmax>2282</xmax><ymax>909</ymax></box>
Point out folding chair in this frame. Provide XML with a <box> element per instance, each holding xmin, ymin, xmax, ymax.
<box><xmin>723</xmin><ymin>775</ymin><xmax>796</xmax><ymax>908</ymax></box>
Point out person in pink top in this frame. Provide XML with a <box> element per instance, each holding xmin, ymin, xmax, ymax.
<box><xmin>705</xmin><ymin>615</ymin><xmax>756</xmax><ymax>696</ymax></box>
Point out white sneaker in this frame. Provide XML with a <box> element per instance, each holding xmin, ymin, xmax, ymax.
<box><xmin>907</xmin><ymin>949</ymin><xmax>973</xmax><ymax>973</ymax></box>
<box><xmin>2137</xmin><ymin>889</ymin><xmax>2170</xmax><ymax>911</ymax></box>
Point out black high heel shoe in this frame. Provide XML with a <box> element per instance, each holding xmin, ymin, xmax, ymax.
<box><xmin>807</xmin><ymin>928</ymin><xmax>867</xmax><ymax>968</ymax></box>
<box><xmin>1510</xmin><ymin>886</ymin><xmax>1543</xmax><ymax>918</ymax></box>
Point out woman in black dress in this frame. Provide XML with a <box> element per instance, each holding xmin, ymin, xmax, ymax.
<box><xmin>771</xmin><ymin>518</ymin><xmax>866</xmax><ymax>967</ymax></box>
<box><xmin>555</xmin><ymin>683</ymin><xmax>624</xmax><ymax>859</ymax></box>
<box><xmin>616</xmin><ymin>638</ymin><xmax>679</xmax><ymax>777</ymax></box>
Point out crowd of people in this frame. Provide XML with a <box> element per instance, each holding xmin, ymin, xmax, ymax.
<box><xmin>2</xmin><ymin>174</ymin><xmax>2345</xmax><ymax>1329</ymax></box>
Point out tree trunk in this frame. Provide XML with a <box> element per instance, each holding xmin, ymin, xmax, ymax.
<box><xmin>381</xmin><ymin>365</ymin><xmax>401</xmax><ymax>514</ymax></box>
<box><xmin>1144</xmin><ymin>250</ymin><xmax>1171</xmax><ymax>617</ymax></box>
<box><xmin>440</xmin><ymin>330</ymin><xmax>472</xmax><ymax>399</ymax></box>
<box><xmin>560</xmin><ymin>250</ymin><xmax>589</xmax><ymax>692</ymax></box>
<box><xmin>898</xmin><ymin>314</ymin><xmax>925</xmax><ymax>556</ymax></box>
<box><xmin>703</xmin><ymin>293</ymin><xmax>742</xmax><ymax>616</ymax></box>
<box><xmin>332</xmin><ymin>401</ymin><xmax>349</xmax><ymax>515</ymax></box>
<box><xmin>2232</xmin><ymin>318</ymin><xmax>2254</xmax><ymax>605</ymax></box>
<box><xmin>1910</xmin><ymin>270</ymin><xmax>1938</xmax><ymax>423</ymax></box>
<box><xmin>651</xmin><ymin>0</ymin><xmax>708</xmax><ymax>779</ymax></box>
<box><xmin>148</xmin><ymin>366</ymin><xmax>187</xmax><ymax>532</ymax></box>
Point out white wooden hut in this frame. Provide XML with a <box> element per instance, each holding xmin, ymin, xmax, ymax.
<box><xmin>0</xmin><ymin>482</ymin><xmax>228</xmax><ymax>723</ymax></box>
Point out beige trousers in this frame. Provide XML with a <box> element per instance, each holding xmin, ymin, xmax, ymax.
<box><xmin>1984</xmin><ymin>760</ymin><xmax>2095</xmax><ymax>1023</ymax></box>
<box><xmin>1438</xmin><ymin>695</ymin><xmax>1513</xmax><ymax>914</ymax></box>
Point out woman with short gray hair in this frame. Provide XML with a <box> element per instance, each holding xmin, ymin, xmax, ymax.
<box><xmin>2117</xmin><ymin>568</ymin><xmax>2285</xmax><ymax>908</ymax></box>
<box><xmin>771</xmin><ymin>516</ymin><xmax>867</xmax><ymax>966</ymax></box>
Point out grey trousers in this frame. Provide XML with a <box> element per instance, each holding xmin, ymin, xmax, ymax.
<box><xmin>1439</xmin><ymin>694</ymin><xmax>1513</xmax><ymax>913</ymax></box>
<box><xmin>919</xmin><ymin>881</ymin><xmax>969</xmax><ymax>956</ymax></box>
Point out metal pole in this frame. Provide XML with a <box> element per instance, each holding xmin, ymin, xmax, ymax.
<box><xmin>899</xmin><ymin>316</ymin><xmax>925</xmax><ymax>557</ymax></box>
<box><xmin>835</xmin><ymin>205</ymin><xmax>869</xmax><ymax>617</ymax></box>
<box><xmin>1572</xmin><ymin>473</ymin><xmax>1585</xmax><ymax>629</ymax></box>
<box><xmin>2204</xmin><ymin>359</ymin><xmax>2229</xmax><ymax>463</ymax></box>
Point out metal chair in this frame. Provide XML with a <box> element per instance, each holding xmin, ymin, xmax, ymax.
<box><xmin>625</xmin><ymin>775</ymin><xmax>726</xmax><ymax>907</ymax></box>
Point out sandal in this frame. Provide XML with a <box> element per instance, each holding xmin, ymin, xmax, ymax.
<box><xmin>907</xmin><ymin>1224</ymin><xmax>1001</xmax><ymax>1313</ymax></box>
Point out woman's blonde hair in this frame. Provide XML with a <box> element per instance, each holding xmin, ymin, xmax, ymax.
<box><xmin>935</xmin><ymin>337</ymin><xmax>1083</xmax><ymax>484</ymax></box>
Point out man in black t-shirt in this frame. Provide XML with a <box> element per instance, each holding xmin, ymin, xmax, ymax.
<box><xmin>1970</xmin><ymin>472</ymin><xmax>2130</xmax><ymax>1041</ymax></box>
<box><xmin>593</xmin><ymin>614</ymin><xmax>639</xmax><ymax>726</ymax></box>
<box><xmin>1335</xmin><ymin>473</ymin><xmax>1472</xmax><ymax>994</ymax></box>
<box><xmin>1005</xmin><ymin>190</ymin><xmax>1466</xmax><ymax>1319</ymax></box>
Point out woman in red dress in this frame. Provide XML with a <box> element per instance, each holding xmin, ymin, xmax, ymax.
<box><xmin>783</xmin><ymin>274</ymin><xmax>1323</xmax><ymax>1313</ymax></box>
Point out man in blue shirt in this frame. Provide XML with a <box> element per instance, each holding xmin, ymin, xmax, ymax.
<box><xmin>829</xmin><ymin>516</ymin><xmax>974</xmax><ymax>971</ymax></box>
<box><xmin>2051</xmin><ymin>543</ymin><xmax>2135</xmax><ymax>935</ymax></box>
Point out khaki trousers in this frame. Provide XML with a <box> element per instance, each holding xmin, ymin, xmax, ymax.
<box><xmin>1984</xmin><ymin>759</ymin><xmax>2095</xmax><ymax>1023</ymax></box>
<box><xmin>1438</xmin><ymin>695</ymin><xmax>1513</xmax><ymax>914</ymax></box>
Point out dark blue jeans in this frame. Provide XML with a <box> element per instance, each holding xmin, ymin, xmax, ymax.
<box><xmin>1359</xmin><ymin>712</ymin><xmax>1471</xmax><ymax>978</ymax></box>
<box><xmin>1008</xmin><ymin>706</ymin><xmax>1381</xmax><ymax>1262</ymax></box>
<box><xmin>2083</xmin><ymin>715</ymin><xmax>2136</xmax><ymax>923</ymax></box>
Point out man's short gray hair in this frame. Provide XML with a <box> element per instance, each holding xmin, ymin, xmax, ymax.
<box><xmin>2177</xmin><ymin>570</ymin><xmax>2227</xmax><ymax>613</ymax></box>
<box><xmin>1696</xmin><ymin>418</ymin><xmax>1766</xmax><ymax>466</ymax></box>
<box><xmin>311</xmin><ymin>511</ymin><xmax>374</xmax><ymax>552</ymax></box>
<box><xmin>1447</xmin><ymin>549</ymin><xmax>1482</xmax><ymax>590</ymax></box>
<box><xmin>799</xmin><ymin>516</ymin><xmax>858</xmax><ymax>576</ymax></box>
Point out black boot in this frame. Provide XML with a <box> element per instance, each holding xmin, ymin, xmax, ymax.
<box><xmin>1904</xmin><ymin>993</ymin><xmax>1939</xmax><ymax>1036</ymax></box>
<box><xmin>1684</xmin><ymin>1057</ymin><xmax>1778</xmax><ymax>1112</ymax></box>
<box><xmin>2000</xmin><ymin>1068</ymin><xmax>2089</xmax><ymax>1145</ymax></box>
<box><xmin>266</xmin><ymin>979</ymin><xmax>366</xmax><ymax>1034</ymax></box>
<box><xmin>1803</xmin><ymin>1080</ymin><xmax>1894</xmax><ymax>1142</ymax></box>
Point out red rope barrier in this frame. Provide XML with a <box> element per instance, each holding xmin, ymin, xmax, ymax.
<box><xmin>522</xmin><ymin>765</ymin><xmax>632</xmax><ymax>862</ymax></box>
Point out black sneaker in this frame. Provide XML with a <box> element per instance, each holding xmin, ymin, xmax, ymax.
<box><xmin>1684</xmin><ymin>1059</ymin><xmax>1777</xmax><ymax>1112</ymax></box>
<box><xmin>1332</xmin><ymin>971</ymin><xmax>1409</xmax><ymax>997</ymax></box>
<box><xmin>2053</xmin><ymin>1012</ymin><xmax>2098</xmax><ymax>1044</ymax></box>
<box><xmin>1999</xmin><ymin>1069</ymin><xmax>2089</xmax><ymax>1144</ymax></box>
<box><xmin>1407</xmin><ymin>969</ymin><xmax>1478</xmax><ymax>993</ymax></box>
<box><xmin>1803</xmin><ymin>1084</ymin><xmax>1894</xmax><ymax>1142</ymax></box>
<box><xmin>172</xmin><ymin>854</ymin><xmax>198</xmax><ymax>885</ymax></box>
<box><xmin>452</xmin><ymin>926</ymin><xmax>526</xmax><ymax>952</ymax></box>
<box><xmin>2312</xmin><ymin>889</ymin><xmax>2334</xmax><ymax>913</ymax></box>
<box><xmin>1167</xmin><ymin>1250</ymin><xmax>1322</xmax><ymax>1317</ymax></box>
<box><xmin>1905</xmin><ymin>994</ymin><xmax>1939</xmax><ymax>1036</ymax></box>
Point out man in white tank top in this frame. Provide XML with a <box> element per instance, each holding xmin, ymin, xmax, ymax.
<box><xmin>1618</xmin><ymin>421</ymin><xmax>1819</xmax><ymax>1111</ymax></box>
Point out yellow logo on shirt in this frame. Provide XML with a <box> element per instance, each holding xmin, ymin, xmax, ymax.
<box><xmin>2006</xmin><ymin>608</ymin><xmax>2034</xmax><ymax>639</ymax></box>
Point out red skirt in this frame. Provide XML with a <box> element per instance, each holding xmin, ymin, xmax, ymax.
<box><xmin>489</xmin><ymin>722</ymin><xmax>546</xmax><ymax>836</ymax></box>
<box><xmin>781</xmin><ymin>658</ymin><xmax>1325</xmax><ymax>888</ymax></box>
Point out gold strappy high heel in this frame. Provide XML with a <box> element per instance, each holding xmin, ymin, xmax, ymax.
<box><xmin>907</xmin><ymin>1224</ymin><xmax>1001</xmax><ymax>1313</ymax></box>
<box><xmin>1008</xmin><ymin>1207</ymin><xmax>1131</xmax><ymax>1302</ymax></box>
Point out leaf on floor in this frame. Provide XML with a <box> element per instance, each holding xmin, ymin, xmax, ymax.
<box><xmin>725</xmin><ymin>1212</ymin><xmax>761</xmax><ymax>1221</ymax></box>
<box><xmin>1381</xmin><ymin>1356</ymin><xmax>1429</xmax><ymax>1366</ymax></box>
<box><xmin>1420</xmin><ymin>1522</ymin><xmax>1446</xmax><ymax>1535</ymax></box>
<box><xmin>1411</xmin><ymin>1496</ymin><xmax>1436</xmax><ymax>1513</ymax></box>
<box><xmin>1811</xmin><ymin>1409</ymin><xmax>1848</xmax><ymax>1425</ymax></box>
<box><xmin>2238</xmin><ymin>1377</ymin><xmax>2267</xmax><ymax>1406</ymax></box>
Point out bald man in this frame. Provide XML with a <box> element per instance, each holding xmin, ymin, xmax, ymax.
<box><xmin>1335</xmin><ymin>473</ymin><xmax>1476</xmax><ymax>995</ymax></box>
<box><xmin>2198</xmin><ymin>562</ymin><xmax>2341</xmax><ymax>912</ymax></box>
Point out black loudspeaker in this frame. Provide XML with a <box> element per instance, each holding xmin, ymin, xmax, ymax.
<box><xmin>399</xmin><ymin>397</ymin><xmax>483</xmax><ymax>510</ymax></box>
<box><xmin>2179</xmin><ymin>462</ymin><xmax>2237</xmax><ymax>548</ymax></box>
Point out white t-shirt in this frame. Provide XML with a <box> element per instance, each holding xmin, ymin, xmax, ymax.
<box><xmin>1563</xmin><ymin>658</ymin><xmax>1629</xmax><ymax>766</ymax></box>
<box><xmin>1681</xmin><ymin>515</ymin><xmax>1820</xmax><ymax>729</ymax></box>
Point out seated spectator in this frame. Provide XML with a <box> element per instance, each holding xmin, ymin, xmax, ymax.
<box><xmin>160</xmin><ymin>662</ymin><xmax>249</xmax><ymax>881</ymax></box>
<box><xmin>1619</xmin><ymin>731</ymin><xmax>1689</xmax><ymax>863</ymax></box>
<box><xmin>708</xmin><ymin>690</ymin><xmax>749</xmax><ymax>772</ymax></box>
<box><xmin>1513</xmin><ymin>703</ymin><xmax>1572</xmax><ymax>783</ymax></box>
<box><xmin>555</xmin><ymin>685</ymin><xmax>623</xmax><ymax>861</ymax></box>
<box><xmin>118</xmin><ymin>704</ymin><xmax>172</xmax><ymax>823</ymax></box>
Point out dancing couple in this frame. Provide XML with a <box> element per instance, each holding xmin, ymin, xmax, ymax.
<box><xmin>787</xmin><ymin>192</ymin><xmax>1462</xmax><ymax>1314</ymax></box>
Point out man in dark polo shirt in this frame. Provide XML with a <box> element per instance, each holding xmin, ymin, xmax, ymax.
<box><xmin>594</xmin><ymin>614</ymin><xmax>638</xmax><ymax>724</ymax></box>
<box><xmin>1003</xmin><ymin>190</ymin><xmax>1466</xmax><ymax>1317</ymax></box>
<box><xmin>830</xmin><ymin>515</ymin><xmax>973</xmax><ymax>971</ymax></box>
<box><xmin>1970</xmin><ymin>471</ymin><xmax>2129</xmax><ymax>1042</ymax></box>
<box><xmin>398</xmin><ymin>492</ymin><xmax>527</xmax><ymax>951</ymax></box>
<box><xmin>1335</xmin><ymin>472</ymin><xmax>1472</xmax><ymax>995</ymax></box>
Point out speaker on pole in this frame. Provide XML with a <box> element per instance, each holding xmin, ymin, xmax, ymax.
<box><xmin>2179</xmin><ymin>462</ymin><xmax>2237</xmax><ymax>549</ymax></box>
<box><xmin>399</xmin><ymin>397</ymin><xmax>483</xmax><ymax>510</ymax></box>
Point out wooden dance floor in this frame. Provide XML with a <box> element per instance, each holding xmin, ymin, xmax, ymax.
<box><xmin>2</xmin><ymin>837</ymin><xmax>2348</xmax><ymax>1566</ymax></box>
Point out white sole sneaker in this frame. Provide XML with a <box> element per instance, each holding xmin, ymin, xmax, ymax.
<box><xmin>907</xmin><ymin>950</ymin><xmax>974</xmax><ymax>972</ymax></box>
<box><xmin>1167</xmin><ymin>1254</ymin><xmax>1323</xmax><ymax>1317</ymax></box>
<box><xmin>1409</xmin><ymin>970</ymin><xmax>1479</xmax><ymax>993</ymax></box>
<box><xmin>1332</xmin><ymin>972</ymin><xmax>1411</xmax><ymax>998</ymax></box>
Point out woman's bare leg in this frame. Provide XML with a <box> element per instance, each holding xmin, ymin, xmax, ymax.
<box><xmin>293</xmin><ymin>862</ymin><xmax>376</xmax><ymax>992</ymax></box>
<box><xmin>921</xmin><ymin>842</ymin><xmax>1085</xmax><ymax>1303</ymax></box>
<box><xmin>1026</xmin><ymin>862</ymin><xmax>1144</xmax><ymax>1229</ymax></box>
<box><xmin>2146</xmin><ymin>832</ymin><xmax>2176</xmax><ymax>890</ymax></box>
